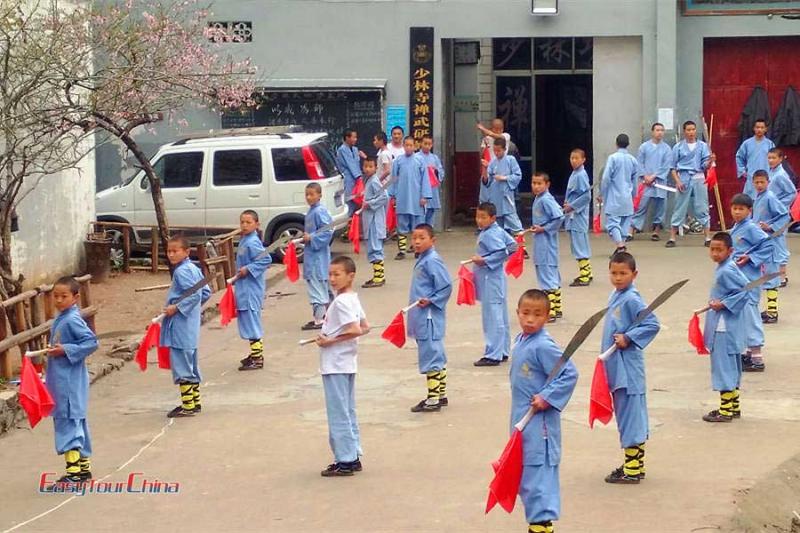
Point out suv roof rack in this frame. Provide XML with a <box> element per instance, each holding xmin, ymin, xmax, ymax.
<box><xmin>172</xmin><ymin>125</ymin><xmax>306</xmax><ymax>145</ymax></box>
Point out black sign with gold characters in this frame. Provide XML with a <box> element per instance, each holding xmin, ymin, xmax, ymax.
<box><xmin>409</xmin><ymin>27</ymin><xmax>434</xmax><ymax>148</ymax></box>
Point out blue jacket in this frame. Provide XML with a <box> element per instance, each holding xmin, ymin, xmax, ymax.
<box><xmin>637</xmin><ymin>140</ymin><xmax>673</xmax><ymax>199</ymax></box>
<box><xmin>736</xmin><ymin>136</ymin><xmax>775</xmax><ymax>179</ymax></box>
<box><xmin>753</xmin><ymin>189</ymin><xmax>789</xmax><ymax>264</ymax></box>
<box><xmin>704</xmin><ymin>257</ymin><xmax>749</xmax><ymax>355</ymax></box>
<box><xmin>510</xmin><ymin>330</ymin><xmax>578</xmax><ymax>466</ymax></box>
<box><xmin>731</xmin><ymin>218</ymin><xmax>773</xmax><ymax>302</ymax></box>
<box><xmin>336</xmin><ymin>143</ymin><xmax>362</xmax><ymax>196</ymax></box>
<box><xmin>418</xmin><ymin>151</ymin><xmax>444</xmax><ymax>210</ymax></box>
<box><xmin>303</xmin><ymin>202</ymin><xmax>333</xmax><ymax>280</ymax></box>
<box><xmin>768</xmin><ymin>165</ymin><xmax>796</xmax><ymax>209</ymax></box>
<box><xmin>484</xmin><ymin>155</ymin><xmax>522</xmax><ymax>217</ymax></box>
<box><xmin>391</xmin><ymin>153</ymin><xmax>431</xmax><ymax>216</ymax></box>
<box><xmin>407</xmin><ymin>248</ymin><xmax>452</xmax><ymax>341</ymax></box>
<box><xmin>474</xmin><ymin>222</ymin><xmax>516</xmax><ymax>303</ymax></box>
<box><xmin>531</xmin><ymin>191</ymin><xmax>564</xmax><ymax>266</ymax></box>
<box><xmin>234</xmin><ymin>231</ymin><xmax>272</xmax><ymax>310</ymax></box>
<box><xmin>564</xmin><ymin>166</ymin><xmax>591</xmax><ymax>232</ymax></box>
<box><xmin>601</xmin><ymin>285</ymin><xmax>660</xmax><ymax>394</ymax></box>
<box><xmin>362</xmin><ymin>174</ymin><xmax>388</xmax><ymax>240</ymax></box>
<box><xmin>672</xmin><ymin>140</ymin><xmax>711</xmax><ymax>184</ymax></box>
<box><xmin>160</xmin><ymin>258</ymin><xmax>211</xmax><ymax>350</ymax></box>
<box><xmin>601</xmin><ymin>149</ymin><xmax>640</xmax><ymax>216</ymax></box>
<box><xmin>46</xmin><ymin>305</ymin><xmax>98</xmax><ymax>419</ymax></box>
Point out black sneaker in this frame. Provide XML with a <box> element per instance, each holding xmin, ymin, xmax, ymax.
<box><xmin>555</xmin><ymin>311</ymin><xmax>563</xmax><ymax>318</ymax></box>
<box><xmin>194</xmin><ymin>404</ymin><xmax>202</xmax><ymax>413</ymax></box>
<box><xmin>547</xmin><ymin>316</ymin><xmax>557</xmax><ymax>323</ymax></box>
<box><xmin>410</xmin><ymin>399</ymin><xmax>441</xmax><ymax>413</ymax></box>
<box><xmin>732</xmin><ymin>410</ymin><xmax>741</xmax><ymax>419</ymax></box>
<box><xmin>320</xmin><ymin>463</ymin><xmax>354</xmax><ymax>477</ymax></box>
<box><xmin>625</xmin><ymin>234</ymin><xmax>634</xmax><ymax>242</ymax></box>
<box><xmin>238</xmin><ymin>357</ymin><xmax>264</xmax><ymax>371</ymax></box>
<box><xmin>351</xmin><ymin>459</ymin><xmax>363</xmax><ymax>472</ymax></box>
<box><xmin>473</xmin><ymin>357</ymin><xmax>501</xmax><ymax>367</ymax></box>
<box><xmin>43</xmin><ymin>474</ymin><xmax>89</xmax><ymax>492</ymax></box>
<box><xmin>743</xmin><ymin>360</ymin><xmax>765</xmax><ymax>372</ymax></box>
<box><xmin>361</xmin><ymin>279</ymin><xmax>385</xmax><ymax>288</ymax></box>
<box><xmin>762</xmin><ymin>313</ymin><xmax>778</xmax><ymax>324</ymax></box>
<box><xmin>569</xmin><ymin>278</ymin><xmax>591</xmax><ymax>287</ymax></box>
<box><xmin>438</xmin><ymin>397</ymin><xmax>449</xmax><ymax>407</ymax></box>
<box><xmin>650</xmin><ymin>233</ymin><xmax>660</xmax><ymax>242</ymax></box>
<box><xmin>780</xmin><ymin>277</ymin><xmax>788</xmax><ymax>288</ymax></box>
<box><xmin>502</xmin><ymin>355</ymin><xmax>509</xmax><ymax>363</ymax></box>
<box><xmin>604</xmin><ymin>466</ymin><xmax>640</xmax><ymax>484</ymax></box>
<box><xmin>167</xmin><ymin>406</ymin><xmax>196</xmax><ymax>418</ymax></box>
<box><xmin>239</xmin><ymin>355</ymin><xmax>252</xmax><ymax>365</ymax></box>
<box><xmin>394</xmin><ymin>252</ymin><xmax>405</xmax><ymax>261</ymax></box>
<box><xmin>741</xmin><ymin>352</ymin><xmax>752</xmax><ymax>366</ymax></box>
<box><xmin>702</xmin><ymin>409</ymin><xmax>733</xmax><ymax>423</ymax></box>
<box><xmin>665</xmin><ymin>240</ymin><xmax>676</xmax><ymax>248</ymax></box>
<box><xmin>301</xmin><ymin>321</ymin><xmax>323</xmax><ymax>331</ymax></box>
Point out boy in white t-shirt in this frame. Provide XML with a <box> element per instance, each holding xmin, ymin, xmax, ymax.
<box><xmin>315</xmin><ymin>255</ymin><xmax>369</xmax><ymax>477</ymax></box>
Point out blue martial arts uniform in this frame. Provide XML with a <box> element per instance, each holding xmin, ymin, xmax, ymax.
<box><xmin>736</xmin><ymin>136</ymin><xmax>775</xmax><ymax>198</ymax></box>
<box><xmin>670</xmin><ymin>140</ymin><xmax>711</xmax><ymax>230</ymax></box>
<box><xmin>601</xmin><ymin>285</ymin><xmax>660</xmax><ymax>448</ymax></box>
<box><xmin>235</xmin><ymin>231</ymin><xmax>272</xmax><ymax>340</ymax></box>
<box><xmin>304</xmin><ymin>202</ymin><xmax>334</xmax><ymax>320</ymax></box>
<box><xmin>768</xmin><ymin>165</ymin><xmax>796</xmax><ymax>210</ymax></box>
<box><xmin>753</xmin><ymin>189</ymin><xmax>790</xmax><ymax>286</ymax></box>
<box><xmin>601</xmin><ymin>148</ymin><xmax>640</xmax><ymax>245</ymax></box>
<box><xmin>730</xmin><ymin>219</ymin><xmax>772</xmax><ymax>349</ymax></box>
<box><xmin>336</xmin><ymin>143</ymin><xmax>363</xmax><ymax>214</ymax></box>
<box><xmin>510</xmin><ymin>329</ymin><xmax>578</xmax><ymax>524</ymax></box>
<box><xmin>531</xmin><ymin>191</ymin><xmax>564</xmax><ymax>291</ymax></box>
<box><xmin>485</xmin><ymin>155</ymin><xmax>523</xmax><ymax>234</ymax></box>
<box><xmin>407</xmin><ymin>248</ymin><xmax>452</xmax><ymax>373</ymax></box>
<box><xmin>474</xmin><ymin>222</ymin><xmax>517</xmax><ymax>361</ymax></box>
<box><xmin>362</xmin><ymin>173</ymin><xmax>388</xmax><ymax>262</ymax></box>
<box><xmin>391</xmin><ymin>153</ymin><xmax>431</xmax><ymax>234</ymax></box>
<box><xmin>160</xmin><ymin>258</ymin><xmax>211</xmax><ymax>385</ymax></box>
<box><xmin>631</xmin><ymin>140</ymin><xmax>672</xmax><ymax>232</ymax></box>
<box><xmin>418</xmin><ymin>151</ymin><xmax>444</xmax><ymax>225</ymax></box>
<box><xmin>705</xmin><ymin>257</ymin><xmax>749</xmax><ymax>392</ymax></box>
<box><xmin>46</xmin><ymin>305</ymin><xmax>98</xmax><ymax>456</ymax></box>
<box><xmin>564</xmin><ymin>165</ymin><xmax>592</xmax><ymax>260</ymax></box>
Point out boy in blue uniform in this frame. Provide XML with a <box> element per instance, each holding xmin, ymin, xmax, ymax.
<box><xmin>335</xmin><ymin>129</ymin><xmax>365</xmax><ymax>216</ymax></box>
<box><xmin>484</xmin><ymin>137</ymin><xmax>523</xmax><ymax>235</ymax></box>
<box><xmin>736</xmin><ymin>119</ymin><xmax>775</xmax><ymax>198</ymax></box>
<box><xmin>629</xmin><ymin>123</ymin><xmax>672</xmax><ymax>242</ymax></box>
<box><xmin>407</xmin><ymin>224</ymin><xmax>453</xmax><ymax>412</ymax></box>
<box><xmin>302</xmin><ymin>182</ymin><xmax>334</xmax><ymax>328</ymax></box>
<box><xmin>161</xmin><ymin>236</ymin><xmax>211</xmax><ymax>417</ymax></box>
<box><xmin>390</xmin><ymin>136</ymin><xmax>431</xmax><ymax>260</ymax></box>
<box><xmin>418</xmin><ymin>134</ymin><xmax>444</xmax><ymax>226</ymax></box>
<box><xmin>767</xmin><ymin>148</ymin><xmax>795</xmax><ymax>287</ymax></box>
<box><xmin>235</xmin><ymin>210</ymin><xmax>272</xmax><ymax>371</ymax></box>
<box><xmin>361</xmin><ymin>158</ymin><xmax>388</xmax><ymax>288</ymax></box>
<box><xmin>45</xmin><ymin>276</ymin><xmax>99</xmax><ymax>485</ymax></box>
<box><xmin>531</xmin><ymin>172</ymin><xmax>565</xmax><ymax>321</ymax></box>
<box><xmin>510</xmin><ymin>289</ymin><xmax>578</xmax><ymax>533</ymax></box>
<box><xmin>471</xmin><ymin>202</ymin><xmax>517</xmax><ymax>367</ymax></box>
<box><xmin>752</xmin><ymin>171</ymin><xmax>789</xmax><ymax>324</ymax></box>
<box><xmin>667</xmin><ymin>121</ymin><xmax>714</xmax><ymax>248</ymax></box>
<box><xmin>601</xmin><ymin>252</ymin><xmax>660</xmax><ymax>484</ymax></box>
<box><xmin>600</xmin><ymin>134</ymin><xmax>640</xmax><ymax>254</ymax></box>
<box><xmin>702</xmin><ymin>232</ymin><xmax>750</xmax><ymax>423</ymax></box>
<box><xmin>563</xmin><ymin>148</ymin><xmax>593</xmax><ymax>286</ymax></box>
<box><xmin>730</xmin><ymin>193</ymin><xmax>773</xmax><ymax>372</ymax></box>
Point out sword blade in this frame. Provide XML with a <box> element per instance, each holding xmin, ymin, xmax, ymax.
<box><xmin>630</xmin><ymin>278</ymin><xmax>689</xmax><ymax>328</ymax></box>
<box><xmin>173</xmin><ymin>273</ymin><xmax>214</xmax><ymax>305</ymax></box>
<box><xmin>744</xmin><ymin>271</ymin><xmax>781</xmax><ymax>291</ymax></box>
<box><xmin>545</xmin><ymin>306</ymin><xmax>609</xmax><ymax>383</ymax></box>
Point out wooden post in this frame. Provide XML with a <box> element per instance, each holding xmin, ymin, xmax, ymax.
<box><xmin>14</xmin><ymin>301</ymin><xmax>27</xmax><ymax>352</ymax></box>
<box><xmin>0</xmin><ymin>307</ymin><xmax>9</xmax><ymax>380</ymax></box>
<box><xmin>151</xmin><ymin>226</ymin><xmax>159</xmax><ymax>274</ymax></box>
<box><xmin>30</xmin><ymin>293</ymin><xmax>44</xmax><ymax>350</ymax></box>
<box><xmin>79</xmin><ymin>277</ymin><xmax>96</xmax><ymax>333</ymax></box>
<box><xmin>225</xmin><ymin>238</ymin><xmax>236</xmax><ymax>277</ymax></box>
<box><xmin>43</xmin><ymin>287</ymin><xmax>55</xmax><ymax>320</ymax></box>
<box><xmin>122</xmin><ymin>226</ymin><xmax>131</xmax><ymax>273</ymax></box>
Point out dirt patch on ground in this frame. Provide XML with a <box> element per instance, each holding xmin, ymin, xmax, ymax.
<box><xmin>92</xmin><ymin>270</ymin><xmax>173</xmax><ymax>341</ymax></box>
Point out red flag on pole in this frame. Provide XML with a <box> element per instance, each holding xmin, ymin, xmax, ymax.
<box><xmin>589</xmin><ymin>359</ymin><xmax>614</xmax><ymax>428</ymax></box>
<box><xmin>386</xmin><ymin>198</ymin><xmax>397</xmax><ymax>234</ymax></box>
<box><xmin>706</xmin><ymin>165</ymin><xmax>718</xmax><ymax>189</ymax></box>
<box><xmin>457</xmin><ymin>265</ymin><xmax>476</xmax><ymax>306</ymax></box>
<box><xmin>593</xmin><ymin>213</ymin><xmax>602</xmax><ymax>234</ymax></box>
<box><xmin>632</xmin><ymin>183</ymin><xmax>646</xmax><ymax>211</ymax></box>
<box><xmin>688</xmin><ymin>314</ymin><xmax>709</xmax><ymax>355</ymax></box>
<box><xmin>505</xmin><ymin>247</ymin><xmax>525</xmax><ymax>279</ymax></box>
<box><xmin>135</xmin><ymin>322</ymin><xmax>161</xmax><ymax>371</ymax></box>
<box><xmin>791</xmin><ymin>192</ymin><xmax>800</xmax><ymax>222</ymax></box>
<box><xmin>482</xmin><ymin>147</ymin><xmax>492</xmax><ymax>165</ymax></box>
<box><xmin>427</xmin><ymin>166</ymin><xmax>440</xmax><ymax>188</ymax></box>
<box><xmin>485</xmin><ymin>428</ymin><xmax>524</xmax><ymax>514</ymax></box>
<box><xmin>284</xmin><ymin>241</ymin><xmax>300</xmax><ymax>282</ymax></box>
<box><xmin>351</xmin><ymin>178</ymin><xmax>364</xmax><ymax>207</ymax></box>
<box><xmin>157</xmin><ymin>346</ymin><xmax>171</xmax><ymax>370</ymax></box>
<box><xmin>18</xmin><ymin>356</ymin><xmax>55</xmax><ymax>429</ymax></box>
<box><xmin>381</xmin><ymin>311</ymin><xmax>407</xmax><ymax>348</ymax></box>
<box><xmin>349</xmin><ymin>212</ymin><xmax>361</xmax><ymax>254</ymax></box>
<box><xmin>219</xmin><ymin>284</ymin><xmax>237</xmax><ymax>326</ymax></box>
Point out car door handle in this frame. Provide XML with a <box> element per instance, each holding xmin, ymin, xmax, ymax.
<box><xmin>185</xmin><ymin>197</ymin><xmax>197</xmax><ymax>203</ymax></box>
<box><xmin>248</xmin><ymin>194</ymin><xmax>260</xmax><ymax>200</ymax></box>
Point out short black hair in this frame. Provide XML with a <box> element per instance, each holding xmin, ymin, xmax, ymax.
<box><xmin>421</xmin><ymin>134</ymin><xmax>433</xmax><ymax>141</ymax></box>
<box><xmin>363</xmin><ymin>156</ymin><xmax>377</xmax><ymax>165</ymax></box>
<box><xmin>403</xmin><ymin>135</ymin><xmax>415</xmax><ymax>144</ymax></box>
<box><xmin>331</xmin><ymin>255</ymin><xmax>356</xmax><ymax>274</ymax></box>
<box><xmin>493</xmin><ymin>137</ymin><xmax>507</xmax><ymax>149</ymax></box>
<box><xmin>518</xmin><ymin>289</ymin><xmax>550</xmax><ymax>311</ymax></box>
<box><xmin>343</xmin><ymin>129</ymin><xmax>356</xmax><ymax>141</ymax></box>
<box><xmin>374</xmin><ymin>131</ymin><xmax>387</xmax><ymax>144</ymax></box>
<box><xmin>533</xmin><ymin>171</ymin><xmax>550</xmax><ymax>183</ymax></box>
<box><xmin>477</xmin><ymin>202</ymin><xmax>497</xmax><ymax>217</ymax></box>
<box><xmin>168</xmin><ymin>235</ymin><xmax>190</xmax><ymax>251</ymax></box>
<box><xmin>711</xmin><ymin>231</ymin><xmax>733</xmax><ymax>248</ymax></box>
<box><xmin>54</xmin><ymin>276</ymin><xmax>80</xmax><ymax>295</ymax></box>
<box><xmin>651</xmin><ymin>122</ymin><xmax>664</xmax><ymax>131</ymax></box>
<box><xmin>683</xmin><ymin>120</ymin><xmax>696</xmax><ymax>130</ymax></box>
<box><xmin>305</xmin><ymin>182</ymin><xmax>322</xmax><ymax>194</ymax></box>
<box><xmin>571</xmin><ymin>148</ymin><xmax>586</xmax><ymax>159</ymax></box>
<box><xmin>754</xmin><ymin>118</ymin><xmax>768</xmax><ymax>126</ymax></box>
<box><xmin>413</xmin><ymin>223</ymin><xmax>435</xmax><ymax>238</ymax></box>
<box><xmin>609</xmin><ymin>251</ymin><xmax>636</xmax><ymax>271</ymax></box>
<box><xmin>391</xmin><ymin>126</ymin><xmax>404</xmax><ymax>134</ymax></box>
<box><xmin>768</xmin><ymin>147</ymin><xmax>784</xmax><ymax>158</ymax></box>
<box><xmin>753</xmin><ymin>169</ymin><xmax>769</xmax><ymax>180</ymax></box>
<box><xmin>731</xmin><ymin>193</ymin><xmax>753</xmax><ymax>208</ymax></box>
<box><xmin>616</xmin><ymin>134</ymin><xmax>630</xmax><ymax>149</ymax></box>
<box><xmin>240</xmin><ymin>209</ymin><xmax>259</xmax><ymax>222</ymax></box>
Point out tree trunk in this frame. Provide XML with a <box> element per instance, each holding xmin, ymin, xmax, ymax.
<box><xmin>0</xmin><ymin>215</ymin><xmax>25</xmax><ymax>335</ymax></box>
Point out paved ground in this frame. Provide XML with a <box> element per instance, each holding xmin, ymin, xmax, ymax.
<box><xmin>1</xmin><ymin>229</ymin><xmax>799</xmax><ymax>532</ymax></box>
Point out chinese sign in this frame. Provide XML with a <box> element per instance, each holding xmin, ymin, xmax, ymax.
<box><xmin>409</xmin><ymin>27</ymin><xmax>434</xmax><ymax>146</ymax></box>
<box><xmin>207</xmin><ymin>21</ymin><xmax>253</xmax><ymax>43</ymax></box>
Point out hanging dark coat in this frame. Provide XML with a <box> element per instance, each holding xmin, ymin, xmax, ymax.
<box><xmin>772</xmin><ymin>86</ymin><xmax>800</xmax><ymax>147</ymax></box>
<box><xmin>738</xmin><ymin>86</ymin><xmax>771</xmax><ymax>142</ymax></box>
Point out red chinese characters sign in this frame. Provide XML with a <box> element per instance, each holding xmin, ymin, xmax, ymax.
<box><xmin>409</xmin><ymin>27</ymin><xmax>434</xmax><ymax>147</ymax></box>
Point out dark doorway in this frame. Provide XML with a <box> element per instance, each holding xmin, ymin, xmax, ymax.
<box><xmin>534</xmin><ymin>74</ymin><xmax>593</xmax><ymax>201</ymax></box>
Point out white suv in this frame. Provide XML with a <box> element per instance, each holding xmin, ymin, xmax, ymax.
<box><xmin>95</xmin><ymin>127</ymin><xmax>349</xmax><ymax>258</ymax></box>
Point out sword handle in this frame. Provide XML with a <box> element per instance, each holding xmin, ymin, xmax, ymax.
<box><xmin>152</xmin><ymin>313</ymin><xmax>166</xmax><ymax>324</ymax></box>
<box><xmin>598</xmin><ymin>345</ymin><xmax>616</xmax><ymax>361</ymax></box>
<box><xmin>694</xmin><ymin>306</ymin><xmax>711</xmax><ymax>315</ymax></box>
<box><xmin>298</xmin><ymin>338</ymin><xmax>317</xmax><ymax>346</ymax></box>
<box><xmin>226</xmin><ymin>275</ymin><xmax>238</xmax><ymax>285</ymax></box>
<box><xmin>514</xmin><ymin>406</ymin><xmax>536</xmax><ymax>432</ymax></box>
<box><xmin>460</xmin><ymin>259</ymin><xmax>473</xmax><ymax>265</ymax></box>
<box><xmin>24</xmin><ymin>348</ymin><xmax>49</xmax><ymax>358</ymax></box>
<box><xmin>401</xmin><ymin>300</ymin><xmax>421</xmax><ymax>314</ymax></box>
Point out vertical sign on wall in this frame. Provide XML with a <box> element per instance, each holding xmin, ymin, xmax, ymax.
<box><xmin>409</xmin><ymin>27</ymin><xmax>434</xmax><ymax>147</ymax></box>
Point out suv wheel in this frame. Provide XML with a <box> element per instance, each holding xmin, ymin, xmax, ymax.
<box><xmin>271</xmin><ymin>221</ymin><xmax>305</xmax><ymax>262</ymax></box>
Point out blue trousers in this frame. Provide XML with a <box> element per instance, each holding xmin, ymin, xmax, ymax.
<box><xmin>424</xmin><ymin>207</ymin><xmax>439</xmax><ymax>226</ymax></box>
<box><xmin>568</xmin><ymin>230</ymin><xmax>591</xmax><ymax>260</ymax></box>
<box><xmin>367</xmin><ymin>229</ymin><xmax>385</xmax><ymax>262</ymax></box>
<box><xmin>237</xmin><ymin>309</ymin><xmax>263</xmax><ymax>340</ymax></box>
<box><xmin>763</xmin><ymin>262</ymin><xmax>780</xmax><ymax>290</ymax></box>
<box><xmin>606</xmin><ymin>215</ymin><xmax>631</xmax><ymax>245</ymax></box>
<box><xmin>482</xmin><ymin>299</ymin><xmax>510</xmax><ymax>361</ymax></box>
<box><xmin>54</xmin><ymin>418</ymin><xmax>92</xmax><ymax>456</ymax></box>
<box><xmin>497</xmin><ymin>212</ymin><xmax>523</xmax><ymax>234</ymax></box>
<box><xmin>710</xmin><ymin>333</ymin><xmax>742</xmax><ymax>391</ymax></box>
<box><xmin>322</xmin><ymin>373</ymin><xmax>361</xmax><ymax>464</ymax></box>
<box><xmin>535</xmin><ymin>265</ymin><xmax>560</xmax><ymax>291</ymax></box>
<box><xmin>670</xmin><ymin>179</ymin><xmax>709</xmax><ymax>228</ymax></box>
<box><xmin>519</xmin><ymin>463</ymin><xmax>560</xmax><ymax>523</ymax></box>
<box><xmin>613</xmin><ymin>389</ymin><xmax>648</xmax><ymax>448</ymax></box>
<box><xmin>744</xmin><ymin>301</ymin><xmax>764</xmax><ymax>349</ymax></box>
<box><xmin>169</xmin><ymin>348</ymin><xmax>201</xmax><ymax>384</ymax></box>
<box><xmin>631</xmin><ymin>196</ymin><xmax>666</xmax><ymax>231</ymax></box>
<box><xmin>416</xmin><ymin>329</ymin><xmax>447</xmax><ymax>373</ymax></box>
<box><xmin>306</xmin><ymin>278</ymin><xmax>331</xmax><ymax>320</ymax></box>
<box><xmin>397</xmin><ymin>213</ymin><xmax>424</xmax><ymax>234</ymax></box>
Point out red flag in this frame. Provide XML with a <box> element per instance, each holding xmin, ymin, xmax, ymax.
<box><xmin>485</xmin><ymin>428</ymin><xmax>524</xmax><ymax>514</ymax></box>
<box><xmin>351</xmin><ymin>178</ymin><xmax>364</xmax><ymax>207</ymax></box>
<box><xmin>791</xmin><ymin>193</ymin><xmax>800</xmax><ymax>222</ymax></box>
<box><xmin>589</xmin><ymin>359</ymin><xmax>614</xmax><ymax>428</ymax></box>
<box><xmin>219</xmin><ymin>284</ymin><xmax>238</xmax><ymax>326</ymax></box>
<box><xmin>593</xmin><ymin>213</ymin><xmax>602</xmax><ymax>234</ymax></box>
<box><xmin>386</xmin><ymin>198</ymin><xmax>397</xmax><ymax>234</ymax></box>
<box><xmin>505</xmin><ymin>247</ymin><xmax>525</xmax><ymax>279</ymax></box>
<box><xmin>427</xmin><ymin>166</ymin><xmax>440</xmax><ymax>188</ymax></box>
<box><xmin>632</xmin><ymin>183</ymin><xmax>646</xmax><ymax>211</ymax></box>
<box><xmin>381</xmin><ymin>311</ymin><xmax>406</xmax><ymax>348</ymax></box>
<box><xmin>349</xmin><ymin>212</ymin><xmax>361</xmax><ymax>254</ymax></box>
<box><xmin>157</xmin><ymin>346</ymin><xmax>171</xmax><ymax>370</ymax></box>
<box><xmin>284</xmin><ymin>241</ymin><xmax>300</xmax><ymax>282</ymax></box>
<box><xmin>706</xmin><ymin>165</ymin><xmax>718</xmax><ymax>189</ymax></box>
<box><xmin>457</xmin><ymin>265</ymin><xmax>476</xmax><ymax>306</ymax></box>
<box><xmin>135</xmin><ymin>322</ymin><xmax>161</xmax><ymax>371</ymax></box>
<box><xmin>18</xmin><ymin>356</ymin><xmax>55</xmax><ymax>429</ymax></box>
<box><xmin>688</xmin><ymin>314</ymin><xmax>709</xmax><ymax>355</ymax></box>
<box><xmin>482</xmin><ymin>147</ymin><xmax>492</xmax><ymax>164</ymax></box>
